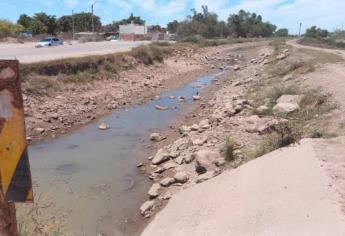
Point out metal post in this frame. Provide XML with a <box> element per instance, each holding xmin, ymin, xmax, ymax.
<box><xmin>72</xmin><ymin>10</ymin><xmax>75</xmax><ymax>40</ymax></box>
<box><xmin>299</xmin><ymin>22</ymin><xmax>302</xmax><ymax>37</ymax></box>
<box><xmin>91</xmin><ymin>4</ymin><xmax>94</xmax><ymax>33</ymax></box>
<box><xmin>0</xmin><ymin>191</ymin><xmax>18</xmax><ymax>236</ymax></box>
<box><xmin>0</xmin><ymin>60</ymin><xmax>33</xmax><ymax>236</ymax></box>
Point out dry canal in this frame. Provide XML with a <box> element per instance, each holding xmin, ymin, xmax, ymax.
<box><xmin>22</xmin><ymin>72</ymin><xmax>222</xmax><ymax>235</ymax></box>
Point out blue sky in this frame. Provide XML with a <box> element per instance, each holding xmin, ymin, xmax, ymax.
<box><xmin>1</xmin><ymin>0</ymin><xmax>345</xmax><ymax>34</ymax></box>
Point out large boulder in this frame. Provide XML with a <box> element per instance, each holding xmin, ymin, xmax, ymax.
<box><xmin>160</xmin><ymin>177</ymin><xmax>176</xmax><ymax>187</ymax></box>
<box><xmin>277</xmin><ymin>95</ymin><xmax>303</xmax><ymax>104</ymax></box>
<box><xmin>273</xmin><ymin>103</ymin><xmax>300</xmax><ymax>115</ymax></box>
<box><xmin>150</xmin><ymin>133</ymin><xmax>166</xmax><ymax>142</ymax></box>
<box><xmin>148</xmin><ymin>183</ymin><xmax>161</xmax><ymax>198</ymax></box>
<box><xmin>193</xmin><ymin>150</ymin><xmax>223</xmax><ymax>174</ymax></box>
<box><xmin>174</xmin><ymin>172</ymin><xmax>189</xmax><ymax>183</ymax></box>
<box><xmin>152</xmin><ymin>149</ymin><xmax>172</xmax><ymax>165</ymax></box>
<box><xmin>140</xmin><ymin>200</ymin><xmax>155</xmax><ymax>215</ymax></box>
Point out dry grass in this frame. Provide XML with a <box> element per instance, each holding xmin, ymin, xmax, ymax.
<box><xmin>24</xmin><ymin>77</ymin><xmax>60</xmax><ymax>96</ymax></box>
<box><xmin>223</xmin><ymin>137</ymin><xmax>236</xmax><ymax>161</ymax></box>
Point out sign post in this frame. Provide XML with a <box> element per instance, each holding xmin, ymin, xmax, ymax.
<box><xmin>0</xmin><ymin>60</ymin><xmax>33</xmax><ymax>235</ymax></box>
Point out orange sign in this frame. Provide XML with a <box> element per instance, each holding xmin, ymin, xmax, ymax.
<box><xmin>0</xmin><ymin>60</ymin><xmax>33</xmax><ymax>202</ymax></box>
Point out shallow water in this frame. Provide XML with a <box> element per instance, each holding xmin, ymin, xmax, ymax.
<box><xmin>25</xmin><ymin>73</ymin><xmax>221</xmax><ymax>235</ymax></box>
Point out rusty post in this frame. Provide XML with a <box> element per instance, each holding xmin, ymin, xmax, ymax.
<box><xmin>0</xmin><ymin>190</ymin><xmax>18</xmax><ymax>236</ymax></box>
<box><xmin>0</xmin><ymin>60</ymin><xmax>33</xmax><ymax>235</ymax></box>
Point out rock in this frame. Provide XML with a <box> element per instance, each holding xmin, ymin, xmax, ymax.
<box><xmin>190</xmin><ymin>124</ymin><xmax>199</xmax><ymax>131</ymax></box>
<box><xmin>276</xmin><ymin>53</ymin><xmax>287</xmax><ymax>60</ymax></box>
<box><xmin>137</xmin><ymin>163</ymin><xmax>144</xmax><ymax>168</ymax></box>
<box><xmin>199</xmin><ymin>119</ymin><xmax>210</xmax><ymax>129</ymax></box>
<box><xmin>174</xmin><ymin>172</ymin><xmax>189</xmax><ymax>183</ymax></box>
<box><xmin>171</xmin><ymin>138</ymin><xmax>190</xmax><ymax>151</ymax></box>
<box><xmin>233</xmin><ymin>149</ymin><xmax>244</xmax><ymax>160</ymax></box>
<box><xmin>233</xmin><ymin>81</ymin><xmax>242</xmax><ymax>87</ymax></box>
<box><xmin>179</xmin><ymin>125</ymin><xmax>191</xmax><ymax>134</ymax></box>
<box><xmin>194</xmin><ymin>150</ymin><xmax>222</xmax><ymax>174</ymax></box>
<box><xmin>175</xmin><ymin>156</ymin><xmax>185</xmax><ymax>165</ymax></box>
<box><xmin>178</xmin><ymin>96</ymin><xmax>185</xmax><ymax>102</ymax></box>
<box><xmin>161</xmin><ymin>193</ymin><xmax>172</xmax><ymax>200</ymax></box>
<box><xmin>245</xmin><ymin>115</ymin><xmax>288</xmax><ymax>134</ymax></box>
<box><xmin>34</xmin><ymin>127</ymin><xmax>45</xmax><ymax>134</ymax></box>
<box><xmin>155</xmin><ymin>105</ymin><xmax>169</xmax><ymax>110</ymax></box>
<box><xmin>255</xmin><ymin>105</ymin><xmax>269</xmax><ymax>115</ymax></box>
<box><xmin>160</xmin><ymin>177</ymin><xmax>176</xmax><ymax>187</ymax></box>
<box><xmin>184</xmin><ymin>154</ymin><xmax>195</xmax><ymax>164</ymax></box>
<box><xmin>262</xmin><ymin>59</ymin><xmax>271</xmax><ymax>65</ymax></box>
<box><xmin>193</xmin><ymin>95</ymin><xmax>201</xmax><ymax>101</ymax></box>
<box><xmin>233</xmin><ymin>65</ymin><xmax>240</xmax><ymax>71</ymax></box>
<box><xmin>162</xmin><ymin>161</ymin><xmax>177</xmax><ymax>170</ymax></box>
<box><xmin>196</xmin><ymin>171</ymin><xmax>217</xmax><ymax>184</ymax></box>
<box><xmin>276</xmin><ymin>95</ymin><xmax>303</xmax><ymax>104</ymax></box>
<box><xmin>191</xmin><ymin>136</ymin><xmax>208</xmax><ymax>146</ymax></box>
<box><xmin>152</xmin><ymin>149</ymin><xmax>172</xmax><ymax>165</ymax></box>
<box><xmin>98</xmin><ymin>123</ymin><xmax>109</xmax><ymax>130</ymax></box>
<box><xmin>140</xmin><ymin>200</ymin><xmax>155</xmax><ymax>215</ymax></box>
<box><xmin>153</xmin><ymin>166</ymin><xmax>166</xmax><ymax>174</ymax></box>
<box><xmin>150</xmin><ymin>133</ymin><xmax>166</xmax><ymax>142</ymax></box>
<box><xmin>273</xmin><ymin>103</ymin><xmax>300</xmax><ymax>115</ymax></box>
<box><xmin>148</xmin><ymin>183</ymin><xmax>161</xmax><ymax>198</ymax></box>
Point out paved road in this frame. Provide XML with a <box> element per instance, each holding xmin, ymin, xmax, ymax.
<box><xmin>0</xmin><ymin>41</ymin><xmax>148</xmax><ymax>63</ymax></box>
<box><xmin>141</xmin><ymin>138</ymin><xmax>345</xmax><ymax>236</ymax></box>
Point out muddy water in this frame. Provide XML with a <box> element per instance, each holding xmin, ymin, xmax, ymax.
<box><xmin>25</xmin><ymin>73</ymin><xmax>221</xmax><ymax>236</ymax></box>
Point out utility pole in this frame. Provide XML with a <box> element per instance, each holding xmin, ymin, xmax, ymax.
<box><xmin>91</xmin><ymin>0</ymin><xmax>99</xmax><ymax>34</ymax></box>
<box><xmin>72</xmin><ymin>10</ymin><xmax>75</xmax><ymax>40</ymax></box>
<box><xmin>299</xmin><ymin>22</ymin><xmax>302</xmax><ymax>37</ymax></box>
<box><xmin>91</xmin><ymin>4</ymin><xmax>94</xmax><ymax>34</ymax></box>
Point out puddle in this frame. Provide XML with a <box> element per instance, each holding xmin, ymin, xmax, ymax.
<box><xmin>23</xmin><ymin>72</ymin><xmax>222</xmax><ymax>235</ymax></box>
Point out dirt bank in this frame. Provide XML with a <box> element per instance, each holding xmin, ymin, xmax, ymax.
<box><xmin>22</xmin><ymin>42</ymin><xmax>264</xmax><ymax>143</ymax></box>
<box><xmin>138</xmin><ymin>39</ymin><xmax>345</xmax><ymax>234</ymax></box>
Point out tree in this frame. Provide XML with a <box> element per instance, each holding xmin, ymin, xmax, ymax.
<box><xmin>32</xmin><ymin>13</ymin><xmax>58</xmax><ymax>35</ymax></box>
<box><xmin>275</xmin><ymin>28</ymin><xmax>289</xmax><ymax>37</ymax></box>
<box><xmin>227</xmin><ymin>10</ymin><xmax>276</xmax><ymax>37</ymax></box>
<box><xmin>57</xmin><ymin>12</ymin><xmax>101</xmax><ymax>32</ymax></box>
<box><xmin>29</xmin><ymin>20</ymin><xmax>47</xmax><ymax>35</ymax></box>
<box><xmin>171</xmin><ymin>6</ymin><xmax>222</xmax><ymax>39</ymax></box>
<box><xmin>305</xmin><ymin>26</ymin><xmax>329</xmax><ymax>38</ymax></box>
<box><xmin>17</xmin><ymin>14</ymin><xmax>32</xmax><ymax>29</ymax></box>
<box><xmin>167</xmin><ymin>20</ymin><xmax>178</xmax><ymax>34</ymax></box>
<box><xmin>0</xmin><ymin>19</ymin><xmax>24</xmax><ymax>38</ymax></box>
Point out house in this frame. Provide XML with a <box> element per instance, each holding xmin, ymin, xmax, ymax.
<box><xmin>119</xmin><ymin>22</ymin><xmax>147</xmax><ymax>41</ymax></box>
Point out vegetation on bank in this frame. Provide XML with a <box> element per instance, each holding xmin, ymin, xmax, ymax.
<box><xmin>21</xmin><ymin>43</ymin><xmax>177</xmax><ymax>95</ymax></box>
<box><xmin>299</xmin><ymin>26</ymin><xmax>345</xmax><ymax>49</ymax></box>
<box><xmin>168</xmin><ymin>7</ymin><xmax>279</xmax><ymax>40</ymax></box>
<box><xmin>243</xmin><ymin>39</ymin><xmax>343</xmax><ymax>160</ymax></box>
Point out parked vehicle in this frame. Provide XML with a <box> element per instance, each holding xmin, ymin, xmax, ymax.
<box><xmin>35</xmin><ymin>37</ymin><xmax>63</xmax><ymax>48</ymax></box>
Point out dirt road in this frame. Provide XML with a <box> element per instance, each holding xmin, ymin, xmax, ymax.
<box><xmin>0</xmin><ymin>40</ymin><xmax>147</xmax><ymax>63</ymax></box>
<box><xmin>141</xmin><ymin>138</ymin><xmax>345</xmax><ymax>236</ymax></box>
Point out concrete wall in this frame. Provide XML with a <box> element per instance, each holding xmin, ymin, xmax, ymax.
<box><xmin>119</xmin><ymin>24</ymin><xmax>146</xmax><ymax>35</ymax></box>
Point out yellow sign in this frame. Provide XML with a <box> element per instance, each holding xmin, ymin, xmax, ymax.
<box><xmin>0</xmin><ymin>60</ymin><xmax>33</xmax><ymax>202</ymax></box>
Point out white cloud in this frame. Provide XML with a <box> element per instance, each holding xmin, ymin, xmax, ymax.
<box><xmin>64</xmin><ymin>0</ymin><xmax>79</xmax><ymax>8</ymax></box>
<box><xmin>106</xmin><ymin>0</ymin><xmax>132</xmax><ymax>11</ymax></box>
<box><xmin>107</xmin><ymin>0</ymin><xmax>188</xmax><ymax>17</ymax></box>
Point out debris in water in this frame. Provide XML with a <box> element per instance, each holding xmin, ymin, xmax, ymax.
<box><xmin>155</xmin><ymin>105</ymin><xmax>169</xmax><ymax>110</ymax></box>
<box><xmin>98</xmin><ymin>123</ymin><xmax>110</xmax><ymax>130</ymax></box>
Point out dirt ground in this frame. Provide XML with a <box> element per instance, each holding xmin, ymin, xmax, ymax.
<box><xmin>23</xmin><ymin>42</ymin><xmax>264</xmax><ymax>143</ymax></box>
<box><xmin>137</xmin><ymin>40</ymin><xmax>345</xmax><ymax>235</ymax></box>
<box><xmin>17</xmin><ymin>39</ymin><xmax>345</xmax><ymax>235</ymax></box>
